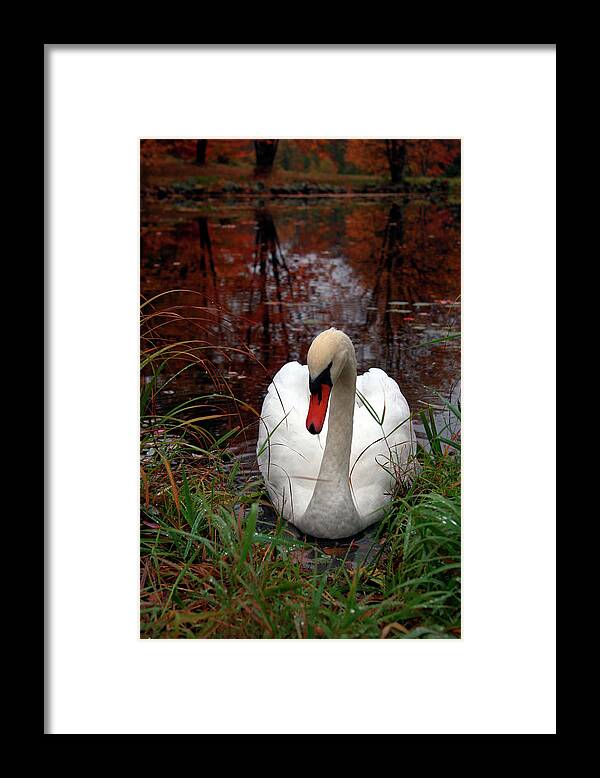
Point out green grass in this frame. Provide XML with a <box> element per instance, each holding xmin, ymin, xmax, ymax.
<box><xmin>140</xmin><ymin>300</ymin><xmax>461</xmax><ymax>639</ymax></box>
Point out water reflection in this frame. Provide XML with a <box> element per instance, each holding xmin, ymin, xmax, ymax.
<box><xmin>365</xmin><ymin>202</ymin><xmax>405</xmax><ymax>365</ymax></box>
<box><xmin>141</xmin><ymin>196</ymin><xmax>460</xmax><ymax>436</ymax></box>
<box><xmin>246</xmin><ymin>208</ymin><xmax>293</xmax><ymax>363</ymax></box>
<box><xmin>197</xmin><ymin>218</ymin><xmax>216</xmax><ymax>284</ymax></box>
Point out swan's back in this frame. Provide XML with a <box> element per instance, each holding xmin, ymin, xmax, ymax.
<box><xmin>257</xmin><ymin>361</ymin><xmax>415</xmax><ymax>527</ymax></box>
<box><xmin>351</xmin><ymin>368</ymin><xmax>414</xmax><ymax>522</ymax></box>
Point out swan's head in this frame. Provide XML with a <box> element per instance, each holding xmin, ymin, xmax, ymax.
<box><xmin>305</xmin><ymin>328</ymin><xmax>355</xmax><ymax>435</ymax></box>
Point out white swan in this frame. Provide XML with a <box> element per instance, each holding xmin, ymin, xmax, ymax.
<box><xmin>256</xmin><ymin>328</ymin><xmax>416</xmax><ymax>539</ymax></box>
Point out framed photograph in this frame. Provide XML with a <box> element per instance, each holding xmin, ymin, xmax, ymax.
<box><xmin>46</xmin><ymin>44</ymin><xmax>556</xmax><ymax>734</ymax></box>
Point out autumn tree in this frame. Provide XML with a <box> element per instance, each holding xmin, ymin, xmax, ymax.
<box><xmin>346</xmin><ymin>139</ymin><xmax>407</xmax><ymax>182</ymax></box>
<box><xmin>346</xmin><ymin>139</ymin><xmax>459</xmax><ymax>182</ymax></box>
<box><xmin>346</xmin><ymin>140</ymin><xmax>395</xmax><ymax>180</ymax></box>
<box><xmin>192</xmin><ymin>140</ymin><xmax>256</xmax><ymax>166</ymax></box>
<box><xmin>279</xmin><ymin>140</ymin><xmax>340</xmax><ymax>173</ymax></box>
<box><xmin>254</xmin><ymin>140</ymin><xmax>279</xmax><ymax>177</ymax></box>
<box><xmin>385</xmin><ymin>140</ymin><xmax>407</xmax><ymax>183</ymax></box>
<box><xmin>405</xmin><ymin>140</ymin><xmax>459</xmax><ymax>176</ymax></box>
<box><xmin>196</xmin><ymin>140</ymin><xmax>207</xmax><ymax>165</ymax></box>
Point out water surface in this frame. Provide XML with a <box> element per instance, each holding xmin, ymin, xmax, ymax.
<box><xmin>142</xmin><ymin>195</ymin><xmax>460</xmax><ymax>410</ymax></box>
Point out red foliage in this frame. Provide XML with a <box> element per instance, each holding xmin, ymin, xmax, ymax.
<box><xmin>407</xmin><ymin>140</ymin><xmax>459</xmax><ymax>176</ymax></box>
<box><xmin>140</xmin><ymin>139</ymin><xmax>460</xmax><ymax>179</ymax></box>
<box><xmin>346</xmin><ymin>139</ymin><xmax>459</xmax><ymax>178</ymax></box>
<box><xmin>140</xmin><ymin>139</ymin><xmax>254</xmax><ymax>166</ymax></box>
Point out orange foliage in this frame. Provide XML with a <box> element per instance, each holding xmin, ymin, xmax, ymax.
<box><xmin>346</xmin><ymin>140</ymin><xmax>389</xmax><ymax>175</ymax></box>
<box><xmin>208</xmin><ymin>140</ymin><xmax>254</xmax><ymax>165</ymax></box>
<box><xmin>407</xmin><ymin>140</ymin><xmax>459</xmax><ymax>176</ymax></box>
<box><xmin>140</xmin><ymin>139</ymin><xmax>254</xmax><ymax>166</ymax></box>
<box><xmin>141</xmin><ymin>139</ymin><xmax>459</xmax><ymax>179</ymax></box>
<box><xmin>346</xmin><ymin>139</ymin><xmax>459</xmax><ymax>178</ymax></box>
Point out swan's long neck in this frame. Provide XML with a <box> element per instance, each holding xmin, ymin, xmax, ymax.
<box><xmin>298</xmin><ymin>346</ymin><xmax>360</xmax><ymax>537</ymax></box>
<box><xmin>317</xmin><ymin>359</ymin><xmax>356</xmax><ymax>485</ymax></box>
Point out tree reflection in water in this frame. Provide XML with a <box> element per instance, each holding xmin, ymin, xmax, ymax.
<box><xmin>366</xmin><ymin>202</ymin><xmax>405</xmax><ymax>370</ymax></box>
<box><xmin>140</xmin><ymin>197</ymin><xmax>460</xmax><ymax>421</ymax></box>
<box><xmin>196</xmin><ymin>217</ymin><xmax>220</xmax><ymax>309</ymax></box>
<box><xmin>247</xmin><ymin>208</ymin><xmax>293</xmax><ymax>365</ymax></box>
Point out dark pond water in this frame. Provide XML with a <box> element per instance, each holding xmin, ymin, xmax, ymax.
<box><xmin>141</xmin><ymin>194</ymin><xmax>460</xmax><ymax>564</ymax></box>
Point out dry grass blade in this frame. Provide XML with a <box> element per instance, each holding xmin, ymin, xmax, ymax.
<box><xmin>380</xmin><ymin>622</ymin><xmax>410</xmax><ymax>638</ymax></box>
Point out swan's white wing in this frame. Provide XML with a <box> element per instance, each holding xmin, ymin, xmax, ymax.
<box><xmin>257</xmin><ymin>361</ymin><xmax>326</xmax><ymax>523</ymax></box>
<box><xmin>350</xmin><ymin>368</ymin><xmax>415</xmax><ymax>521</ymax></box>
<box><xmin>257</xmin><ymin>363</ymin><xmax>415</xmax><ymax>526</ymax></box>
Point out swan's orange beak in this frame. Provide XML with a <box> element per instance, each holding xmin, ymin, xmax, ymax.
<box><xmin>306</xmin><ymin>384</ymin><xmax>331</xmax><ymax>435</ymax></box>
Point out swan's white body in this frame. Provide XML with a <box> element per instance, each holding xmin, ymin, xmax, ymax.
<box><xmin>257</xmin><ymin>328</ymin><xmax>415</xmax><ymax>538</ymax></box>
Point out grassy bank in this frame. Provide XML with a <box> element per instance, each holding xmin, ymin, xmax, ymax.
<box><xmin>140</xmin><ymin>443</ymin><xmax>460</xmax><ymax>639</ymax></box>
<box><xmin>141</xmin><ymin>158</ymin><xmax>460</xmax><ymax>203</ymax></box>
<box><xmin>140</xmin><ymin>302</ymin><xmax>461</xmax><ymax>639</ymax></box>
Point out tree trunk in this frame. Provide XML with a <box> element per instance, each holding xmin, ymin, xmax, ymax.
<box><xmin>196</xmin><ymin>140</ymin><xmax>207</xmax><ymax>166</ymax></box>
<box><xmin>254</xmin><ymin>140</ymin><xmax>279</xmax><ymax>177</ymax></box>
<box><xmin>385</xmin><ymin>140</ymin><xmax>407</xmax><ymax>184</ymax></box>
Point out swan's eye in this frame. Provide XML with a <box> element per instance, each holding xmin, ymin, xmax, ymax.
<box><xmin>309</xmin><ymin>364</ymin><xmax>333</xmax><ymax>396</ymax></box>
